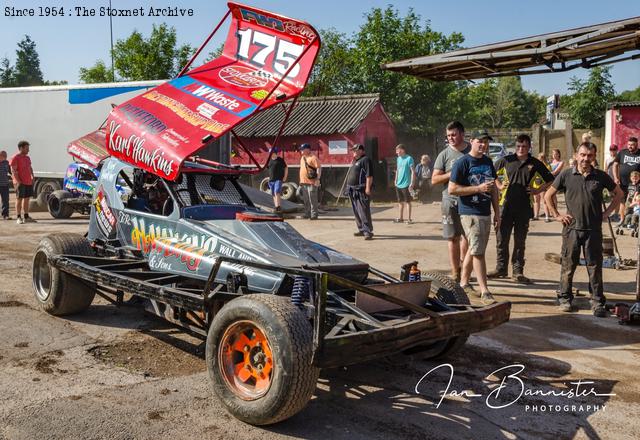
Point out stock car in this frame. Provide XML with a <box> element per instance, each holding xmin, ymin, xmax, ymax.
<box><xmin>31</xmin><ymin>2</ymin><xmax>511</xmax><ymax>425</ymax></box>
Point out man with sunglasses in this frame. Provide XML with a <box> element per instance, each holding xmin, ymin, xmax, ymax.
<box><xmin>488</xmin><ymin>134</ymin><xmax>554</xmax><ymax>284</ymax></box>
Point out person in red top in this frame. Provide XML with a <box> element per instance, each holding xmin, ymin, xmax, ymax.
<box><xmin>10</xmin><ymin>140</ymin><xmax>36</xmax><ymax>224</ymax></box>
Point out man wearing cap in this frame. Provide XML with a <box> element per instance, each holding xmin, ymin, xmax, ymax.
<box><xmin>449</xmin><ymin>130</ymin><xmax>500</xmax><ymax>305</ymax></box>
<box><xmin>347</xmin><ymin>143</ymin><xmax>374</xmax><ymax>240</ymax></box>
<box><xmin>545</xmin><ymin>142</ymin><xmax>623</xmax><ymax>317</ymax></box>
<box><xmin>489</xmin><ymin>134</ymin><xmax>554</xmax><ymax>284</ymax></box>
<box><xmin>10</xmin><ymin>140</ymin><xmax>36</xmax><ymax>224</ymax></box>
<box><xmin>267</xmin><ymin>146</ymin><xmax>288</xmax><ymax>213</ymax></box>
<box><xmin>299</xmin><ymin>143</ymin><xmax>321</xmax><ymax>220</ymax></box>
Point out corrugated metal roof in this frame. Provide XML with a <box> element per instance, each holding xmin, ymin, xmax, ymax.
<box><xmin>234</xmin><ymin>94</ymin><xmax>380</xmax><ymax>138</ymax></box>
<box><xmin>609</xmin><ymin>101</ymin><xmax>640</xmax><ymax>108</ymax></box>
<box><xmin>383</xmin><ymin>16</ymin><xmax>640</xmax><ymax>81</ymax></box>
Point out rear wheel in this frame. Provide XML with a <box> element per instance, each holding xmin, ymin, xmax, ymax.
<box><xmin>36</xmin><ymin>180</ymin><xmax>61</xmax><ymax>209</ymax></box>
<box><xmin>48</xmin><ymin>190</ymin><xmax>74</xmax><ymax>219</ymax></box>
<box><xmin>397</xmin><ymin>271</ymin><xmax>470</xmax><ymax>361</ymax></box>
<box><xmin>32</xmin><ymin>233</ymin><xmax>96</xmax><ymax>315</ymax></box>
<box><xmin>206</xmin><ymin>294</ymin><xmax>318</xmax><ymax>425</ymax></box>
<box><xmin>281</xmin><ymin>182</ymin><xmax>297</xmax><ymax>202</ymax></box>
<box><xmin>259</xmin><ymin>177</ymin><xmax>270</xmax><ymax>193</ymax></box>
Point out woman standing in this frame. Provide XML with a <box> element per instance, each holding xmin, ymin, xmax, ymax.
<box><xmin>533</xmin><ymin>152</ymin><xmax>551</xmax><ymax>220</ymax></box>
<box><xmin>545</xmin><ymin>149</ymin><xmax>565</xmax><ymax>222</ymax></box>
<box><xmin>415</xmin><ymin>154</ymin><xmax>433</xmax><ymax>203</ymax></box>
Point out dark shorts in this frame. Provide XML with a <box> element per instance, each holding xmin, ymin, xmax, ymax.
<box><xmin>268</xmin><ymin>180</ymin><xmax>283</xmax><ymax>195</ymax></box>
<box><xmin>17</xmin><ymin>184</ymin><xmax>34</xmax><ymax>199</ymax></box>
<box><xmin>441</xmin><ymin>196</ymin><xmax>465</xmax><ymax>239</ymax></box>
<box><xmin>396</xmin><ymin>187</ymin><xmax>411</xmax><ymax>203</ymax></box>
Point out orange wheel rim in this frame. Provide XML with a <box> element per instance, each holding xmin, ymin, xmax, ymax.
<box><xmin>218</xmin><ymin>320</ymin><xmax>274</xmax><ymax>400</ymax></box>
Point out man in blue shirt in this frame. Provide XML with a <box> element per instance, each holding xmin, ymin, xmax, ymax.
<box><xmin>449</xmin><ymin>130</ymin><xmax>500</xmax><ymax>305</ymax></box>
<box><xmin>394</xmin><ymin>144</ymin><xmax>416</xmax><ymax>224</ymax></box>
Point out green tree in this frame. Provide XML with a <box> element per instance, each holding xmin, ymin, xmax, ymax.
<box><xmin>617</xmin><ymin>86</ymin><xmax>640</xmax><ymax>102</ymax></box>
<box><xmin>112</xmin><ymin>23</ymin><xmax>193</xmax><ymax>80</ymax></box>
<box><xmin>304</xmin><ymin>29</ymin><xmax>355</xmax><ymax>97</ymax></box>
<box><xmin>13</xmin><ymin>35</ymin><xmax>44</xmax><ymax>86</ymax></box>
<box><xmin>0</xmin><ymin>57</ymin><xmax>15</xmax><ymax>87</ymax></box>
<box><xmin>79</xmin><ymin>60</ymin><xmax>113</xmax><ymax>83</ymax></box>
<box><xmin>566</xmin><ymin>67</ymin><xmax>616</xmax><ymax>129</ymax></box>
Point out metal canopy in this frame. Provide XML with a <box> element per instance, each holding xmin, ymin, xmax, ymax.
<box><xmin>382</xmin><ymin>16</ymin><xmax>640</xmax><ymax>81</ymax></box>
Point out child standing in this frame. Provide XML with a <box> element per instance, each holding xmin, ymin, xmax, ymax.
<box><xmin>0</xmin><ymin>150</ymin><xmax>11</xmax><ymax>220</ymax></box>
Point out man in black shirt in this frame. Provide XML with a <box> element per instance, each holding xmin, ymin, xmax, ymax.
<box><xmin>347</xmin><ymin>144</ymin><xmax>374</xmax><ymax>240</ymax></box>
<box><xmin>613</xmin><ymin>136</ymin><xmax>640</xmax><ymax>223</ymax></box>
<box><xmin>545</xmin><ymin>143</ymin><xmax>623</xmax><ymax>317</ymax></box>
<box><xmin>489</xmin><ymin>134</ymin><xmax>555</xmax><ymax>284</ymax></box>
<box><xmin>267</xmin><ymin>146</ymin><xmax>288</xmax><ymax>213</ymax></box>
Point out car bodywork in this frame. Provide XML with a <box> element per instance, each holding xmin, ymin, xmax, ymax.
<box><xmin>34</xmin><ymin>1</ymin><xmax>510</xmax><ymax>424</ymax></box>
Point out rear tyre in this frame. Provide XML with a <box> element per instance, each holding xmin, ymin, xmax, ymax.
<box><xmin>399</xmin><ymin>271</ymin><xmax>470</xmax><ymax>360</ymax></box>
<box><xmin>259</xmin><ymin>177</ymin><xmax>270</xmax><ymax>193</ymax></box>
<box><xmin>48</xmin><ymin>190</ymin><xmax>75</xmax><ymax>219</ymax></box>
<box><xmin>206</xmin><ymin>294</ymin><xmax>318</xmax><ymax>425</ymax></box>
<box><xmin>281</xmin><ymin>182</ymin><xmax>297</xmax><ymax>202</ymax></box>
<box><xmin>32</xmin><ymin>233</ymin><xmax>96</xmax><ymax>315</ymax></box>
<box><xmin>36</xmin><ymin>180</ymin><xmax>62</xmax><ymax>209</ymax></box>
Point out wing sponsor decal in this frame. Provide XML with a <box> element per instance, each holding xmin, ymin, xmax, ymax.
<box><xmin>169</xmin><ymin>76</ymin><xmax>257</xmax><ymax>117</ymax></box>
<box><xmin>153</xmin><ymin>237</ymin><xmax>208</xmax><ymax>272</ymax></box>
<box><xmin>142</xmin><ymin>90</ymin><xmax>231</xmax><ymax>134</ymax></box>
<box><xmin>119</xmin><ymin>103</ymin><xmax>167</xmax><ymax>134</ymax></box>
<box><xmin>129</xmin><ymin>216</ymin><xmax>218</xmax><ymax>255</ymax></box>
<box><xmin>283</xmin><ymin>21</ymin><xmax>315</xmax><ymax>42</ymax></box>
<box><xmin>218</xmin><ymin>65</ymin><xmax>271</xmax><ymax>88</ymax></box>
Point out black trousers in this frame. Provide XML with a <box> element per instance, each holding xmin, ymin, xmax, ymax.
<box><xmin>495</xmin><ymin>211</ymin><xmax>529</xmax><ymax>274</ymax></box>
<box><xmin>348</xmin><ymin>187</ymin><xmax>373</xmax><ymax>235</ymax></box>
<box><xmin>0</xmin><ymin>185</ymin><xmax>8</xmax><ymax>217</ymax></box>
<box><xmin>558</xmin><ymin>228</ymin><xmax>605</xmax><ymax>305</ymax></box>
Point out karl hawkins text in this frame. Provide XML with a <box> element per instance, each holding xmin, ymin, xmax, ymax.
<box><xmin>5</xmin><ymin>6</ymin><xmax>194</xmax><ymax>17</ymax></box>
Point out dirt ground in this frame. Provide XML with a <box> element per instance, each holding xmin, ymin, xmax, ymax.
<box><xmin>1</xmin><ymin>194</ymin><xmax>639</xmax><ymax>440</ymax></box>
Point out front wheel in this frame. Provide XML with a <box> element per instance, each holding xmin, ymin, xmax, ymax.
<box><xmin>48</xmin><ymin>190</ymin><xmax>74</xmax><ymax>219</ymax></box>
<box><xmin>206</xmin><ymin>294</ymin><xmax>318</xmax><ymax>425</ymax></box>
<box><xmin>32</xmin><ymin>233</ymin><xmax>96</xmax><ymax>315</ymax></box>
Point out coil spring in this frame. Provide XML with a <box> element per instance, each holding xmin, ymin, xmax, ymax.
<box><xmin>291</xmin><ymin>276</ymin><xmax>311</xmax><ymax>307</ymax></box>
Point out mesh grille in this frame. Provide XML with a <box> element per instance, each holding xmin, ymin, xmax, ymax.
<box><xmin>172</xmin><ymin>174</ymin><xmax>246</xmax><ymax>206</ymax></box>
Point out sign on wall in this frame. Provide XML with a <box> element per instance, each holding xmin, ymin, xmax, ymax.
<box><xmin>328</xmin><ymin>140</ymin><xmax>348</xmax><ymax>154</ymax></box>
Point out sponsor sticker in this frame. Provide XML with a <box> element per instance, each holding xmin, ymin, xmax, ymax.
<box><xmin>169</xmin><ymin>76</ymin><xmax>257</xmax><ymax>118</ymax></box>
<box><xmin>93</xmin><ymin>188</ymin><xmax>117</xmax><ymax>239</ymax></box>
<box><xmin>283</xmin><ymin>21</ymin><xmax>315</xmax><ymax>41</ymax></box>
<box><xmin>218</xmin><ymin>65</ymin><xmax>270</xmax><ymax>88</ymax></box>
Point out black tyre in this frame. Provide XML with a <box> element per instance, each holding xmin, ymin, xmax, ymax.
<box><xmin>281</xmin><ymin>182</ymin><xmax>297</xmax><ymax>202</ymax></box>
<box><xmin>48</xmin><ymin>190</ymin><xmax>75</xmax><ymax>219</ymax></box>
<box><xmin>36</xmin><ymin>180</ymin><xmax>62</xmax><ymax>209</ymax></box>
<box><xmin>206</xmin><ymin>294</ymin><xmax>318</xmax><ymax>425</ymax></box>
<box><xmin>404</xmin><ymin>271</ymin><xmax>471</xmax><ymax>360</ymax></box>
<box><xmin>32</xmin><ymin>233</ymin><xmax>96</xmax><ymax>315</ymax></box>
<box><xmin>259</xmin><ymin>177</ymin><xmax>270</xmax><ymax>193</ymax></box>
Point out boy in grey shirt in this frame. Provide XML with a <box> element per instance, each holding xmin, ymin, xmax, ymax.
<box><xmin>432</xmin><ymin>121</ymin><xmax>470</xmax><ymax>282</ymax></box>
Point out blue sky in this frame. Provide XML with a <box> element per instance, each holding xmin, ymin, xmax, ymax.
<box><xmin>1</xmin><ymin>0</ymin><xmax>638</xmax><ymax>95</ymax></box>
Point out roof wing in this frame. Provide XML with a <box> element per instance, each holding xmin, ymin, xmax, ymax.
<box><xmin>67</xmin><ymin>129</ymin><xmax>109</xmax><ymax>169</ymax></box>
<box><xmin>104</xmin><ymin>2</ymin><xmax>320</xmax><ymax>180</ymax></box>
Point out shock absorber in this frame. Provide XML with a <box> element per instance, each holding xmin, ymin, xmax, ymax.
<box><xmin>291</xmin><ymin>276</ymin><xmax>312</xmax><ymax>307</ymax></box>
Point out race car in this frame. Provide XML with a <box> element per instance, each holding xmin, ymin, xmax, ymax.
<box><xmin>31</xmin><ymin>2</ymin><xmax>511</xmax><ymax>425</ymax></box>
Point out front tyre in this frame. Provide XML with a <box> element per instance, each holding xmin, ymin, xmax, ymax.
<box><xmin>32</xmin><ymin>233</ymin><xmax>96</xmax><ymax>315</ymax></box>
<box><xmin>206</xmin><ymin>294</ymin><xmax>318</xmax><ymax>425</ymax></box>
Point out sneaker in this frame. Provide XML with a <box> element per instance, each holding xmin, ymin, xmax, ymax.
<box><xmin>558</xmin><ymin>302</ymin><xmax>574</xmax><ymax>313</ymax></box>
<box><xmin>24</xmin><ymin>216</ymin><xmax>37</xmax><ymax>223</ymax></box>
<box><xmin>592</xmin><ymin>304</ymin><xmax>608</xmax><ymax>318</ymax></box>
<box><xmin>2</xmin><ymin>215</ymin><xmax>11</xmax><ymax>220</ymax></box>
<box><xmin>512</xmin><ymin>274</ymin><xmax>532</xmax><ymax>284</ymax></box>
<box><xmin>544</xmin><ymin>217</ymin><xmax>553</xmax><ymax>223</ymax></box>
<box><xmin>310</xmin><ymin>216</ymin><xmax>318</xmax><ymax>220</ymax></box>
<box><xmin>405</xmin><ymin>219</ymin><xmax>414</xmax><ymax>225</ymax></box>
<box><xmin>487</xmin><ymin>269</ymin><xmax>508</xmax><ymax>279</ymax></box>
<box><xmin>354</xmin><ymin>231</ymin><xmax>365</xmax><ymax>236</ymax></box>
<box><xmin>364</xmin><ymin>234</ymin><xmax>373</xmax><ymax>241</ymax></box>
<box><xmin>480</xmin><ymin>291</ymin><xmax>496</xmax><ymax>305</ymax></box>
<box><xmin>532</xmin><ymin>216</ymin><xmax>539</xmax><ymax>221</ymax></box>
<box><xmin>392</xmin><ymin>218</ymin><xmax>404</xmax><ymax>223</ymax></box>
<box><xmin>461</xmin><ymin>284</ymin><xmax>480</xmax><ymax>298</ymax></box>
<box><xmin>16</xmin><ymin>217</ymin><xmax>24</xmax><ymax>225</ymax></box>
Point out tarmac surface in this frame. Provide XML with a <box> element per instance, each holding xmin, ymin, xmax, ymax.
<box><xmin>1</xmin><ymin>195</ymin><xmax>639</xmax><ymax>440</ymax></box>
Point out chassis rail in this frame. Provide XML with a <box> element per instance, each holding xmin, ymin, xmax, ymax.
<box><xmin>49</xmin><ymin>254</ymin><xmax>511</xmax><ymax>368</ymax></box>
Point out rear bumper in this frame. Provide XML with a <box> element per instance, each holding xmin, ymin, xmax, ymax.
<box><xmin>312</xmin><ymin>301</ymin><xmax>511</xmax><ymax>368</ymax></box>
